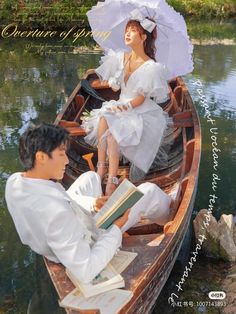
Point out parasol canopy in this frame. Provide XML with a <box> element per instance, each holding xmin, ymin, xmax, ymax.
<box><xmin>87</xmin><ymin>0</ymin><xmax>194</xmax><ymax>79</ymax></box>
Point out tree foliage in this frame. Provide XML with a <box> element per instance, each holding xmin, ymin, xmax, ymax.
<box><xmin>0</xmin><ymin>0</ymin><xmax>235</xmax><ymax>30</ymax></box>
<box><xmin>0</xmin><ymin>0</ymin><xmax>97</xmax><ymax>29</ymax></box>
<box><xmin>167</xmin><ymin>0</ymin><xmax>236</xmax><ymax>19</ymax></box>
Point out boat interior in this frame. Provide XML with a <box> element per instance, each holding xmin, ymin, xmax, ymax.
<box><xmin>44</xmin><ymin>72</ymin><xmax>200</xmax><ymax>313</ymax></box>
<box><xmin>56</xmin><ymin>72</ymin><xmax>196</xmax><ymax>232</ymax></box>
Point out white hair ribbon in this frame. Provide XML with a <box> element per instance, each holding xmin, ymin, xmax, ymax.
<box><xmin>130</xmin><ymin>9</ymin><xmax>156</xmax><ymax>33</ymax></box>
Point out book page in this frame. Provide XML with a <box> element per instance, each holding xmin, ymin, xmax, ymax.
<box><xmin>59</xmin><ymin>288</ymin><xmax>133</xmax><ymax>314</ymax></box>
<box><xmin>91</xmin><ymin>264</ymin><xmax>121</xmax><ymax>286</ymax></box>
<box><xmin>94</xmin><ymin>179</ymin><xmax>135</xmax><ymax>223</ymax></box>
<box><xmin>94</xmin><ymin>179</ymin><xmax>144</xmax><ymax>228</ymax></box>
<box><xmin>109</xmin><ymin>250</ymin><xmax>138</xmax><ymax>274</ymax></box>
<box><xmin>66</xmin><ymin>264</ymin><xmax>124</xmax><ymax>298</ymax></box>
<box><xmin>95</xmin><ymin>189</ymin><xmax>132</xmax><ymax>226</ymax></box>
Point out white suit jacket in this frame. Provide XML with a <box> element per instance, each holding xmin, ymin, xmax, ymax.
<box><xmin>5</xmin><ymin>173</ymin><xmax>122</xmax><ymax>283</ymax></box>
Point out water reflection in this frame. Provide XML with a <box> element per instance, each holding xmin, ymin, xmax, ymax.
<box><xmin>193</xmin><ymin>45</ymin><xmax>236</xmax><ymax>83</ymax></box>
<box><xmin>184</xmin><ymin>44</ymin><xmax>236</xmax><ymax>217</ymax></box>
<box><xmin>0</xmin><ymin>38</ymin><xmax>236</xmax><ymax>313</ymax></box>
<box><xmin>0</xmin><ymin>39</ymin><xmax>100</xmax><ymax>313</ymax></box>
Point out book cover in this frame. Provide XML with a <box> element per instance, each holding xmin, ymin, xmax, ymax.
<box><xmin>94</xmin><ymin>179</ymin><xmax>144</xmax><ymax>229</ymax></box>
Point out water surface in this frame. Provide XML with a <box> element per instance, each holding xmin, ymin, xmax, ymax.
<box><xmin>0</xmin><ymin>38</ymin><xmax>236</xmax><ymax>313</ymax></box>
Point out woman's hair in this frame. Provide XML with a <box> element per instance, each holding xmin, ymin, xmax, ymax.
<box><xmin>19</xmin><ymin>123</ymin><xmax>69</xmax><ymax>170</ymax></box>
<box><xmin>125</xmin><ymin>18</ymin><xmax>157</xmax><ymax>61</ymax></box>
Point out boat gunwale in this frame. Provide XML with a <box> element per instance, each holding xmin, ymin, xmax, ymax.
<box><xmin>119</xmin><ymin>77</ymin><xmax>201</xmax><ymax>313</ymax></box>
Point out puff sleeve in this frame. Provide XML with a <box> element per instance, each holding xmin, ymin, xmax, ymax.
<box><xmin>95</xmin><ymin>49</ymin><xmax>123</xmax><ymax>90</ymax></box>
<box><xmin>134</xmin><ymin>62</ymin><xmax>170</xmax><ymax>103</ymax></box>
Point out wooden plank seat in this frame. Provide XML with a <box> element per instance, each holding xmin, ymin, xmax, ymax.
<box><xmin>65</xmin><ymin>127</ymin><xmax>86</xmax><ymax>137</ymax></box>
<box><xmin>172</xmin><ymin>110</ymin><xmax>193</xmax><ymax>128</ymax></box>
<box><xmin>58</xmin><ymin>120</ymin><xmax>86</xmax><ymax>137</ymax></box>
<box><xmin>58</xmin><ymin>94</ymin><xmax>88</xmax><ymax>136</ymax></box>
<box><xmin>59</xmin><ymin>121</ymin><xmax>80</xmax><ymax>128</ymax></box>
<box><xmin>90</xmin><ymin>78</ymin><xmax>110</xmax><ymax>90</ymax></box>
<box><xmin>59</xmin><ymin>111</ymin><xmax>193</xmax><ymax>137</ymax></box>
<box><xmin>173</xmin><ymin>110</ymin><xmax>192</xmax><ymax>120</ymax></box>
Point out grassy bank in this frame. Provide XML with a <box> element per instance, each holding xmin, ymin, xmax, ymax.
<box><xmin>0</xmin><ymin>0</ymin><xmax>236</xmax><ymax>30</ymax></box>
<box><xmin>167</xmin><ymin>0</ymin><xmax>236</xmax><ymax>20</ymax></box>
<box><xmin>187</xmin><ymin>20</ymin><xmax>236</xmax><ymax>42</ymax></box>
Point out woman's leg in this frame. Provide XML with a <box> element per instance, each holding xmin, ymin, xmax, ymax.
<box><xmin>120</xmin><ymin>182</ymin><xmax>172</xmax><ymax>232</ymax></box>
<box><xmin>105</xmin><ymin>134</ymin><xmax>120</xmax><ymax>196</ymax></box>
<box><xmin>97</xmin><ymin>116</ymin><xmax>109</xmax><ymax>178</ymax></box>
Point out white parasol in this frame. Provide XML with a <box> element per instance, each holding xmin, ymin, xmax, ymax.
<box><xmin>87</xmin><ymin>0</ymin><xmax>194</xmax><ymax>79</ymax></box>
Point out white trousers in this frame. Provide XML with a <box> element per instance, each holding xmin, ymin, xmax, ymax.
<box><xmin>67</xmin><ymin>171</ymin><xmax>171</xmax><ymax>232</ymax></box>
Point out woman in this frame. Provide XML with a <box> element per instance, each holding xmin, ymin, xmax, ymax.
<box><xmin>82</xmin><ymin>14</ymin><xmax>171</xmax><ymax>196</ymax></box>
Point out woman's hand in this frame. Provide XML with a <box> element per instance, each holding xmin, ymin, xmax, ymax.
<box><xmin>111</xmin><ymin>86</ymin><xmax>120</xmax><ymax>92</ymax></box>
<box><xmin>106</xmin><ymin>105</ymin><xmax>123</xmax><ymax>112</ymax></box>
<box><xmin>101</xmin><ymin>80</ymin><xmax>109</xmax><ymax>86</ymax></box>
<box><xmin>113</xmin><ymin>208</ymin><xmax>131</xmax><ymax>230</ymax></box>
<box><xmin>94</xmin><ymin>196</ymin><xmax>109</xmax><ymax>212</ymax></box>
<box><xmin>106</xmin><ymin>102</ymin><xmax>132</xmax><ymax>113</ymax></box>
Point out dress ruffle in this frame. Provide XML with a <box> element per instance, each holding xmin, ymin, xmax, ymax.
<box><xmin>132</xmin><ymin>62</ymin><xmax>170</xmax><ymax>102</ymax></box>
<box><xmin>95</xmin><ymin>50</ymin><xmax>124</xmax><ymax>90</ymax></box>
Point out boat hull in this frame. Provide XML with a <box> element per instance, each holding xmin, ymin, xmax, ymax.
<box><xmin>44</xmin><ymin>74</ymin><xmax>201</xmax><ymax>313</ymax></box>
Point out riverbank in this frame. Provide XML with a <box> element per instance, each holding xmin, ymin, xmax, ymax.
<box><xmin>192</xmin><ymin>39</ymin><xmax>236</xmax><ymax>46</ymax></box>
<box><xmin>0</xmin><ymin>0</ymin><xmax>235</xmax><ymax>31</ymax></box>
<box><xmin>0</xmin><ymin>22</ymin><xmax>235</xmax><ymax>50</ymax></box>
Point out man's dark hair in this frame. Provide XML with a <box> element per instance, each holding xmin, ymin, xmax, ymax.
<box><xmin>19</xmin><ymin>123</ymin><xmax>69</xmax><ymax>170</ymax></box>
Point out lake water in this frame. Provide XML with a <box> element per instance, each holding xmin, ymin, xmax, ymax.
<box><xmin>0</xmin><ymin>38</ymin><xmax>236</xmax><ymax>313</ymax></box>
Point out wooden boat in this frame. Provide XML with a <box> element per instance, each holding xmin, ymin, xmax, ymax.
<box><xmin>44</xmin><ymin>70</ymin><xmax>201</xmax><ymax>314</ymax></box>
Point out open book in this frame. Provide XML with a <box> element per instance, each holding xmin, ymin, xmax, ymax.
<box><xmin>59</xmin><ymin>251</ymin><xmax>137</xmax><ymax>314</ymax></box>
<box><xmin>94</xmin><ymin>179</ymin><xmax>144</xmax><ymax>229</ymax></box>
<box><xmin>110</xmin><ymin>250</ymin><xmax>137</xmax><ymax>274</ymax></box>
<box><xmin>66</xmin><ymin>250</ymin><xmax>137</xmax><ymax>298</ymax></box>
<box><xmin>59</xmin><ymin>288</ymin><xmax>133</xmax><ymax>314</ymax></box>
<box><xmin>66</xmin><ymin>264</ymin><xmax>124</xmax><ymax>298</ymax></box>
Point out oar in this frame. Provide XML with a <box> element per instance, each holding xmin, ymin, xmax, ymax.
<box><xmin>82</xmin><ymin>153</ymin><xmax>95</xmax><ymax>171</ymax></box>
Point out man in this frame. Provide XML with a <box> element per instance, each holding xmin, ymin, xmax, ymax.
<box><xmin>5</xmin><ymin>123</ymin><xmax>171</xmax><ymax>284</ymax></box>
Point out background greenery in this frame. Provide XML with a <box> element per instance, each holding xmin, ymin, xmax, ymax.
<box><xmin>0</xmin><ymin>0</ymin><xmax>97</xmax><ymax>29</ymax></box>
<box><xmin>0</xmin><ymin>0</ymin><xmax>236</xmax><ymax>30</ymax></box>
<box><xmin>167</xmin><ymin>0</ymin><xmax>236</xmax><ymax>19</ymax></box>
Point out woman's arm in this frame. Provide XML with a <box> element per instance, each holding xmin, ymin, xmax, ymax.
<box><xmin>130</xmin><ymin>94</ymin><xmax>145</xmax><ymax>108</ymax></box>
<box><xmin>108</xmin><ymin>94</ymin><xmax>145</xmax><ymax>112</ymax></box>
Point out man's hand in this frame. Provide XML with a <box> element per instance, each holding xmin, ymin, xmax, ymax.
<box><xmin>94</xmin><ymin>196</ymin><xmax>109</xmax><ymax>212</ymax></box>
<box><xmin>113</xmin><ymin>208</ymin><xmax>131</xmax><ymax>230</ymax></box>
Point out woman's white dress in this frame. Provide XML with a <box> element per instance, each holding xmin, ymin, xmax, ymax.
<box><xmin>82</xmin><ymin>50</ymin><xmax>171</xmax><ymax>179</ymax></box>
